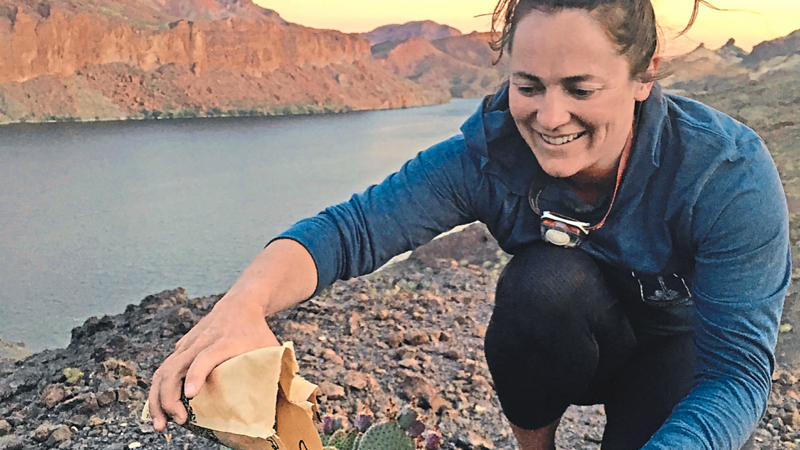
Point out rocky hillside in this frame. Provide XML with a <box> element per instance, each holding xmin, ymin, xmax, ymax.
<box><xmin>363</xmin><ymin>20</ymin><xmax>462</xmax><ymax>46</ymax></box>
<box><xmin>2</xmin><ymin>225</ymin><xmax>800</xmax><ymax>449</ymax></box>
<box><xmin>0</xmin><ymin>0</ymin><xmax>448</xmax><ymax>124</ymax></box>
<box><xmin>662</xmin><ymin>28</ymin><xmax>800</xmax><ymax>93</ymax></box>
<box><xmin>372</xmin><ymin>31</ymin><xmax>506</xmax><ymax>99</ymax></box>
<box><xmin>744</xmin><ymin>30</ymin><xmax>800</xmax><ymax>68</ymax></box>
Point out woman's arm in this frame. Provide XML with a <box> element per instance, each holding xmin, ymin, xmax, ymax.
<box><xmin>147</xmin><ymin>134</ymin><xmax>485</xmax><ymax>431</ymax></box>
<box><xmin>147</xmin><ymin>238</ymin><xmax>316</xmax><ymax>431</ymax></box>
<box><xmin>643</xmin><ymin>138</ymin><xmax>791</xmax><ymax>449</ymax></box>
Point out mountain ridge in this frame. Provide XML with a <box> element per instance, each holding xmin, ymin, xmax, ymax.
<box><xmin>363</xmin><ymin>20</ymin><xmax>462</xmax><ymax>46</ymax></box>
<box><xmin>0</xmin><ymin>1</ymin><xmax>450</xmax><ymax>124</ymax></box>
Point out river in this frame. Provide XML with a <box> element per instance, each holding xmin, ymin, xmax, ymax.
<box><xmin>0</xmin><ymin>99</ymin><xmax>483</xmax><ymax>351</ymax></box>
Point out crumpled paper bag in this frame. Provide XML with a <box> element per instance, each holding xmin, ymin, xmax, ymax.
<box><xmin>143</xmin><ymin>342</ymin><xmax>323</xmax><ymax>450</ymax></box>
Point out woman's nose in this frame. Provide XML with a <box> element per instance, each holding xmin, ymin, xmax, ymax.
<box><xmin>535</xmin><ymin>91</ymin><xmax>571</xmax><ymax>131</ymax></box>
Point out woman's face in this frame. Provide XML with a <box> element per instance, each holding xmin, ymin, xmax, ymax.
<box><xmin>508</xmin><ymin>9</ymin><xmax>656</xmax><ymax>182</ymax></box>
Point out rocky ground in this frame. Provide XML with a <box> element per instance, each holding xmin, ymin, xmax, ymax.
<box><xmin>1</xmin><ymin>224</ymin><xmax>799</xmax><ymax>449</ymax></box>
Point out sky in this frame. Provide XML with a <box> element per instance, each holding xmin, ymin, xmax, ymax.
<box><xmin>254</xmin><ymin>0</ymin><xmax>800</xmax><ymax>54</ymax></box>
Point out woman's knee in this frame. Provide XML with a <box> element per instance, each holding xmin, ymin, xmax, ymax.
<box><xmin>484</xmin><ymin>243</ymin><xmax>625</xmax><ymax>429</ymax></box>
<box><xmin>494</xmin><ymin>242</ymin><xmax>614</xmax><ymax>324</ymax></box>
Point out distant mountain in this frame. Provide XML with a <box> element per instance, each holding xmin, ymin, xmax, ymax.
<box><xmin>0</xmin><ymin>0</ymin><xmax>284</xmax><ymax>30</ymax></box>
<box><xmin>364</xmin><ymin>20</ymin><xmax>462</xmax><ymax>46</ymax></box>
<box><xmin>372</xmin><ymin>32</ymin><xmax>505</xmax><ymax>99</ymax></box>
<box><xmin>743</xmin><ymin>29</ymin><xmax>800</xmax><ymax>68</ymax></box>
<box><xmin>661</xmin><ymin>42</ymin><xmax>748</xmax><ymax>91</ymax></box>
<box><xmin>716</xmin><ymin>38</ymin><xmax>747</xmax><ymax>61</ymax></box>
<box><xmin>0</xmin><ymin>0</ymin><xmax>448</xmax><ymax>124</ymax></box>
<box><xmin>661</xmin><ymin>30</ymin><xmax>800</xmax><ymax>94</ymax></box>
<box><xmin>431</xmin><ymin>32</ymin><xmax>501</xmax><ymax>68</ymax></box>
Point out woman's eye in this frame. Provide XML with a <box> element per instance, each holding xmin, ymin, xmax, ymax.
<box><xmin>569</xmin><ymin>88</ymin><xmax>593</xmax><ymax>99</ymax></box>
<box><xmin>516</xmin><ymin>85</ymin><xmax>544</xmax><ymax>96</ymax></box>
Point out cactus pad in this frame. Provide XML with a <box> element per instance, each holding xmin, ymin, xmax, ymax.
<box><xmin>339</xmin><ymin>429</ymin><xmax>361</xmax><ymax>450</ymax></box>
<box><xmin>396</xmin><ymin>406</ymin><xmax>418</xmax><ymax>430</ymax></box>
<box><xmin>357</xmin><ymin>422</ymin><xmax>414</xmax><ymax>450</ymax></box>
<box><xmin>328</xmin><ymin>429</ymin><xmax>349</xmax><ymax>448</ymax></box>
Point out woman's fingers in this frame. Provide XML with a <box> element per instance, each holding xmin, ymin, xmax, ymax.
<box><xmin>184</xmin><ymin>327</ymin><xmax>280</xmax><ymax>398</ymax></box>
<box><xmin>183</xmin><ymin>345</ymin><xmax>231</xmax><ymax>399</ymax></box>
<box><xmin>148</xmin><ymin>304</ymin><xmax>280</xmax><ymax>430</ymax></box>
<box><xmin>147</xmin><ymin>371</ymin><xmax>167</xmax><ymax>431</ymax></box>
<box><xmin>148</xmin><ymin>349</ymin><xmax>195</xmax><ymax>430</ymax></box>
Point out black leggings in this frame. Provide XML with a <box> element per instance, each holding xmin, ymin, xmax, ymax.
<box><xmin>484</xmin><ymin>242</ymin><xmax>695</xmax><ymax>450</ymax></box>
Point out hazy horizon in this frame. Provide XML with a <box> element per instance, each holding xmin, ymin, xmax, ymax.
<box><xmin>255</xmin><ymin>0</ymin><xmax>798</xmax><ymax>53</ymax></box>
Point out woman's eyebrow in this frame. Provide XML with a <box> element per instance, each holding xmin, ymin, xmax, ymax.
<box><xmin>511</xmin><ymin>72</ymin><xmax>599</xmax><ymax>84</ymax></box>
<box><xmin>562</xmin><ymin>75</ymin><xmax>599</xmax><ymax>84</ymax></box>
<box><xmin>511</xmin><ymin>72</ymin><xmax>541</xmax><ymax>82</ymax></box>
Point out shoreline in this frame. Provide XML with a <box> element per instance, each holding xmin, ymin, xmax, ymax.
<box><xmin>0</xmin><ymin>339</ymin><xmax>30</xmax><ymax>363</ymax></box>
<box><xmin>0</xmin><ymin>100</ymin><xmax>446</xmax><ymax>128</ymax></box>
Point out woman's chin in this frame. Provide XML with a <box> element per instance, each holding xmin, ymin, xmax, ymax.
<box><xmin>538</xmin><ymin>163</ymin><xmax>581</xmax><ymax>179</ymax></box>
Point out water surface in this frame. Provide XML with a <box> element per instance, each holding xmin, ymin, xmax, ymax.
<box><xmin>0</xmin><ymin>99</ymin><xmax>482</xmax><ymax>351</ymax></box>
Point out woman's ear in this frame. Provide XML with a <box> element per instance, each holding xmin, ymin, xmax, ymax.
<box><xmin>634</xmin><ymin>55</ymin><xmax>661</xmax><ymax>101</ymax></box>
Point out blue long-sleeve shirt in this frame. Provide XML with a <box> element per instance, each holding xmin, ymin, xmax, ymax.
<box><xmin>277</xmin><ymin>84</ymin><xmax>791</xmax><ymax>449</ymax></box>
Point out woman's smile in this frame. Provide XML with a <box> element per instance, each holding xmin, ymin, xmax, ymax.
<box><xmin>508</xmin><ymin>9</ymin><xmax>657</xmax><ymax>184</ymax></box>
<box><xmin>537</xmin><ymin>130</ymin><xmax>587</xmax><ymax>146</ymax></box>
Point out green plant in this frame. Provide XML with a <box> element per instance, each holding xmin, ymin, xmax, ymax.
<box><xmin>318</xmin><ymin>403</ymin><xmax>435</xmax><ymax>450</ymax></box>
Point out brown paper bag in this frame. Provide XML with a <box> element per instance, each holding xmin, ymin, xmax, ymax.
<box><xmin>142</xmin><ymin>342</ymin><xmax>323</xmax><ymax>450</ymax></box>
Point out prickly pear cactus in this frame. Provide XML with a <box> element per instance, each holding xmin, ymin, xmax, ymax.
<box><xmin>396</xmin><ymin>406</ymin><xmax>418</xmax><ymax>430</ymax></box>
<box><xmin>338</xmin><ymin>429</ymin><xmax>361</xmax><ymax>450</ymax></box>
<box><xmin>354</xmin><ymin>401</ymin><xmax>375</xmax><ymax>433</ymax></box>
<box><xmin>356</xmin><ymin>422</ymin><xmax>414</xmax><ymax>450</ymax></box>
<box><xmin>424</xmin><ymin>428</ymin><xmax>442</xmax><ymax>450</ymax></box>
<box><xmin>328</xmin><ymin>429</ymin><xmax>350</xmax><ymax>449</ymax></box>
<box><xmin>322</xmin><ymin>414</ymin><xmax>335</xmax><ymax>435</ymax></box>
<box><xmin>407</xmin><ymin>419</ymin><xmax>425</xmax><ymax>439</ymax></box>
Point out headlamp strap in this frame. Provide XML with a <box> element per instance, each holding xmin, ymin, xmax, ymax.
<box><xmin>529</xmin><ymin>125</ymin><xmax>634</xmax><ymax>233</ymax></box>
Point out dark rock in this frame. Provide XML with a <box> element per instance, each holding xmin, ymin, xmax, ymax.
<box><xmin>96</xmin><ymin>389</ymin><xmax>116</xmax><ymax>407</ymax></box>
<box><xmin>78</xmin><ymin>394</ymin><xmax>99</xmax><ymax>415</ymax></box>
<box><xmin>32</xmin><ymin>423</ymin><xmax>55</xmax><ymax>443</ymax></box>
<box><xmin>342</xmin><ymin>371</ymin><xmax>368</xmax><ymax>390</ymax></box>
<box><xmin>66</xmin><ymin>414</ymin><xmax>87</xmax><ymax>428</ymax></box>
<box><xmin>41</xmin><ymin>384</ymin><xmax>66</xmax><ymax>408</ymax></box>
<box><xmin>0</xmin><ymin>435</ymin><xmax>24</xmax><ymax>450</ymax></box>
<box><xmin>406</xmin><ymin>331</ymin><xmax>430</xmax><ymax>346</ymax></box>
<box><xmin>45</xmin><ymin>425</ymin><xmax>71</xmax><ymax>447</ymax></box>
<box><xmin>399</xmin><ymin>372</ymin><xmax>448</xmax><ymax>412</ymax></box>
<box><xmin>70</xmin><ymin>316</ymin><xmax>115</xmax><ymax>344</ymax></box>
<box><xmin>319</xmin><ymin>382</ymin><xmax>345</xmax><ymax>400</ymax></box>
<box><xmin>167</xmin><ymin>307</ymin><xmax>197</xmax><ymax>335</ymax></box>
<box><xmin>386</xmin><ymin>332</ymin><xmax>404</xmax><ymax>348</ymax></box>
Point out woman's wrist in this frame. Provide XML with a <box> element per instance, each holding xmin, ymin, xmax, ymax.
<box><xmin>221</xmin><ymin>239</ymin><xmax>317</xmax><ymax>318</ymax></box>
<box><xmin>219</xmin><ymin>282</ymin><xmax>275</xmax><ymax>318</ymax></box>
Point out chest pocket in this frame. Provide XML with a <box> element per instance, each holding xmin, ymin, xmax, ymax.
<box><xmin>634</xmin><ymin>272</ymin><xmax>693</xmax><ymax>307</ymax></box>
<box><xmin>596</xmin><ymin>261</ymin><xmax>695</xmax><ymax>335</ymax></box>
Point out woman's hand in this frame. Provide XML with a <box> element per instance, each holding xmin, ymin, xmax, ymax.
<box><xmin>147</xmin><ymin>295</ymin><xmax>280</xmax><ymax>431</ymax></box>
<box><xmin>146</xmin><ymin>239</ymin><xmax>318</xmax><ymax>432</ymax></box>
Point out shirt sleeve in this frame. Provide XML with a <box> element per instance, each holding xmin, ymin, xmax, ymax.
<box><xmin>643</xmin><ymin>138</ymin><xmax>791</xmax><ymax>449</ymax></box>
<box><xmin>272</xmin><ymin>135</ymin><xmax>482</xmax><ymax>296</ymax></box>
